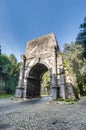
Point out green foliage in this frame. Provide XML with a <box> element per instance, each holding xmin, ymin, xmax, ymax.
<box><xmin>0</xmin><ymin>54</ymin><xmax>11</xmax><ymax>74</ymax></box>
<box><xmin>75</xmin><ymin>17</ymin><xmax>86</xmax><ymax>93</ymax></box>
<box><xmin>63</xmin><ymin>59</ymin><xmax>70</xmax><ymax>71</ymax></box>
<box><xmin>57</xmin><ymin>98</ymin><xmax>78</xmax><ymax>102</ymax></box>
<box><xmin>41</xmin><ymin>71</ymin><xmax>50</xmax><ymax>95</ymax></box>
<box><xmin>76</xmin><ymin>17</ymin><xmax>86</xmax><ymax>44</ymax></box>
<box><xmin>63</xmin><ymin>42</ymin><xmax>86</xmax><ymax>95</ymax></box>
<box><xmin>0</xmin><ymin>94</ymin><xmax>13</xmax><ymax>98</ymax></box>
<box><xmin>76</xmin><ymin>17</ymin><xmax>86</xmax><ymax>58</ymax></box>
<box><xmin>0</xmin><ymin>45</ymin><xmax>1</xmax><ymax>55</ymax></box>
<box><xmin>0</xmin><ymin>53</ymin><xmax>21</xmax><ymax>94</ymax></box>
<box><xmin>9</xmin><ymin>54</ymin><xmax>17</xmax><ymax>65</ymax></box>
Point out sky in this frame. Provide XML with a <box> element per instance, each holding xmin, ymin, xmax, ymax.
<box><xmin>0</xmin><ymin>0</ymin><xmax>86</xmax><ymax>61</ymax></box>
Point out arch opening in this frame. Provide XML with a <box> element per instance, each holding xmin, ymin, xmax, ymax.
<box><xmin>26</xmin><ymin>63</ymin><xmax>50</xmax><ymax>98</ymax></box>
<box><xmin>41</xmin><ymin>71</ymin><xmax>50</xmax><ymax>96</ymax></box>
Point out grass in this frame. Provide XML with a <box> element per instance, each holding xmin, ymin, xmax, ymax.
<box><xmin>0</xmin><ymin>94</ymin><xmax>14</xmax><ymax>98</ymax></box>
<box><xmin>57</xmin><ymin>98</ymin><xmax>78</xmax><ymax>102</ymax></box>
<box><xmin>57</xmin><ymin>98</ymin><xmax>79</xmax><ymax>104</ymax></box>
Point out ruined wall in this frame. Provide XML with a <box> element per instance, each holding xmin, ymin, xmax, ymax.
<box><xmin>64</xmin><ymin>69</ymin><xmax>78</xmax><ymax>99</ymax></box>
<box><xmin>57</xmin><ymin>52</ymin><xmax>78</xmax><ymax>99</ymax></box>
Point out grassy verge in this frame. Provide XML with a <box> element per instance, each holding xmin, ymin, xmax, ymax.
<box><xmin>0</xmin><ymin>94</ymin><xmax>14</xmax><ymax>98</ymax></box>
<box><xmin>57</xmin><ymin>98</ymin><xmax>79</xmax><ymax>104</ymax></box>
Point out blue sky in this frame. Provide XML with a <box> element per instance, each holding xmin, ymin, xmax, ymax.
<box><xmin>0</xmin><ymin>0</ymin><xmax>86</xmax><ymax>61</ymax></box>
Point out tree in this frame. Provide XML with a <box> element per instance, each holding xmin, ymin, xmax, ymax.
<box><xmin>63</xmin><ymin>42</ymin><xmax>86</xmax><ymax>95</ymax></box>
<box><xmin>62</xmin><ymin>17</ymin><xmax>86</xmax><ymax>95</ymax></box>
<box><xmin>0</xmin><ymin>53</ymin><xmax>21</xmax><ymax>94</ymax></box>
<box><xmin>41</xmin><ymin>71</ymin><xmax>50</xmax><ymax>95</ymax></box>
<box><xmin>0</xmin><ymin>54</ymin><xmax>11</xmax><ymax>91</ymax></box>
<box><xmin>9</xmin><ymin>54</ymin><xmax>17</xmax><ymax>65</ymax></box>
<box><xmin>76</xmin><ymin>17</ymin><xmax>86</xmax><ymax>58</ymax></box>
<box><xmin>7</xmin><ymin>54</ymin><xmax>21</xmax><ymax>93</ymax></box>
<box><xmin>0</xmin><ymin>45</ymin><xmax>1</xmax><ymax>55</ymax></box>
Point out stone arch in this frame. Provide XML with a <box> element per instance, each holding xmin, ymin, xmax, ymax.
<box><xmin>16</xmin><ymin>33</ymin><xmax>73</xmax><ymax>100</ymax></box>
<box><xmin>25</xmin><ymin>59</ymin><xmax>51</xmax><ymax>79</ymax></box>
<box><xmin>26</xmin><ymin>63</ymin><xmax>50</xmax><ymax>98</ymax></box>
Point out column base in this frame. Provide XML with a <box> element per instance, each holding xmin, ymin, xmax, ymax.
<box><xmin>59</xmin><ymin>84</ymin><xmax>66</xmax><ymax>99</ymax></box>
<box><xmin>50</xmin><ymin>87</ymin><xmax>57</xmax><ymax>100</ymax></box>
<box><xmin>15</xmin><ymin>87</ymin><xmax>24</xmax><ymax>98</ymax></box>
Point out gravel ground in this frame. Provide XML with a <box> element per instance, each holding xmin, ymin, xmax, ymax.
<box><xmin>0</xmin><ymin>96</ymin><xmax>86</xmax><ymax>130</ymax></box>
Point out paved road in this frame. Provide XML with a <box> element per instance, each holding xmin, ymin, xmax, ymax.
<box><xmin>0</xmin><ymin>96</ymin><xmax>86</xmax><ymax>130</ymax></box>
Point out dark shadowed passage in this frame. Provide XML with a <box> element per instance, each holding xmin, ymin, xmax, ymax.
<box><xmin>26</xmin><ymin>63</ymin><xmax>49</xmax><ymax>98</ymax></box>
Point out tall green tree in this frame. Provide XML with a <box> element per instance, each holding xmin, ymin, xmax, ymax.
<box><xmin>62</xmin><ymin>17</ymin><xmax>86</xmax><ymax>95</ymax></box>
<box><xmin>76</xmin><ymin>17</ymin><xmax>86</xmax><ymax>58</ymax></box>
<box><xmin>41</xmin><ymin>71</ymin><xmax>50</xmax><ymax>95</ymax></box>
<box><xmin>0</xmin><ymin>54</ymin><xmax>11</xmax><ymax>91</ymax></box>
<box><xmin>63</xmin><ymin>42</ymin><xmax>86</xmax><ymax>95</ymax></box>
<box><xmin>0</xmin><ymin>53</ymin><xmax>21</xmax><ymax>94</ymax></box>
<box><xmin>0</xmin><ymin>45</ymin><xmax>1</xmax><ymax>55</ymax></box>
<box><xmin>9</xmin><ymin>54</ymin><xmax>17</xmax><ymax>65</ymax></box>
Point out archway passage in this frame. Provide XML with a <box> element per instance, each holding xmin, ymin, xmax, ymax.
<box><xmin>41</xmin><ymin>71</ymin><xmax>50</xmax><ymax>96</ymax></box>
<box><xmin>26</xmin><ymin>63</ymin><xmax>49</xmax><ymax>98</ymax></box>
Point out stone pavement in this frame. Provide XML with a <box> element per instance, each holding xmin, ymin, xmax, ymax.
<box><xmin>0</xmin><ymin>97</ymin><xmax>86</xmax><ymax>130</ymax></box>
